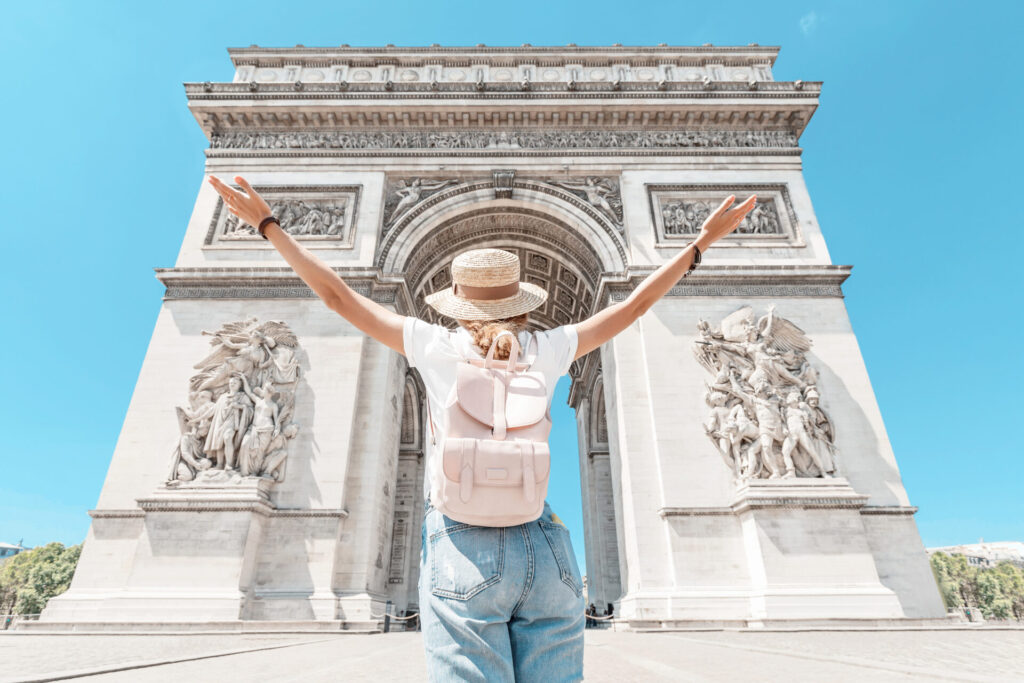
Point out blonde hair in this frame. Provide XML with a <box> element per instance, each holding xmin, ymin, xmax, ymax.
<box><xmin>456</xmin><ymin>313</ymin><xmax>529</xmax><ymax>361</ymax></box>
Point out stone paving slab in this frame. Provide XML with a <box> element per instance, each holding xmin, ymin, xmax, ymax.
<box><xmin>1</xmin><ymin>628</ymin><xmax>1022</xmax><ymax>682</ymax></box>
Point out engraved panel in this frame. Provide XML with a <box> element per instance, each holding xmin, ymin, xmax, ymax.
<box><xmin>205</xmin><ymin>185</ymin><xmax>360</xmax><ymax>250</ymax></box>
<box><xmin>528</xmin><ymin>252</ymin><xmax>552</xmax><ymax>274</ymax></box>
<box><xmin>647</xmin><ymin>183</ymin><xmax>803</xmax><ymax>248</ymax></box>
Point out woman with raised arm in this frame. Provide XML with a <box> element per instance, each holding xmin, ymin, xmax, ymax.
<box><xmin>208</xmin><ymin>173</ymin><xmax>755</xmax><ymax>682</ymax></box>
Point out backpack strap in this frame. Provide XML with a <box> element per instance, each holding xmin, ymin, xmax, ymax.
<box><xmin>485</xmin><ymin>330</ymin><xmax>521</xmax><ymax>372</ymax></box>
<box><xmin>426</xmin><ymin>398</ymin><xmax>436</xmax><ymax>446</ymax></box>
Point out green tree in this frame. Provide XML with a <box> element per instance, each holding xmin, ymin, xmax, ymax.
<box><xmin>0</xmin><ymin>542</ymin><xmax>82</xmax><ymax>616</ymax></box>
<box><xmin>929</xmin><ymin>552</ymin><xmax>1024</xmax><ymax>621</ymax></box>
<box><xmin>929</xmin><ymin>552</ymin><xmax>962</xmax><ymax>611</ymax></box>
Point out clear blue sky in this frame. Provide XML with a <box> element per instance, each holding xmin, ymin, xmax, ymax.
<box><xmin>2</xmin><ymin>1</ymin><xmax>1021</xmax><ymax>578</ymax></box>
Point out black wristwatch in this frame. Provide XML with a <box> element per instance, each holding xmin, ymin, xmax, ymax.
<box><xmin>258</xmin><ymin>215</ymin><xmax>280</xmax><ymax>240</ymax></box>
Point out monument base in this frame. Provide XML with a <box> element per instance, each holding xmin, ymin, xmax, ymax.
<box><xmin>619</xmin><ymin>478</ymin><xmax>907</xmax><ymax>629</ymax></box>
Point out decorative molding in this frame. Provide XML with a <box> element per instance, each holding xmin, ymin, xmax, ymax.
<box><xmin>267</xmin><ymin>509</ymin><xmax>350</xmax><ymax>518</ymax></box>
<box><xmin>204</xmin><ymin>184</ymin><xmax>361</xmax><ymax>249</ymax></box>
<box><xmin>492</xmin><ymin>169</ymin><xmax>515</xmax><ymax>199</ymax></box>
<box><xmin>210</xmin><ymin>129</ymin><xmax>799</xmax><ymax>151</ymax></box>
<box><xmin>88</xmin><ymin>509</ymin><xmax>145</xmax><ymax>519</ymax></box>
<box><xmin>206</xmin><ymin>147</ymin><xmax>802</xmax><ymax>160</ymax></box>
<box><xmin>187</xmin><ymin>83</ymin><xmax>819</xmax><ymax>98</ymax></box>
<box><xmin>92</xmin><ymin>507</ymin><xmax>349</xmax><ymax>519</ymax></box>
<box><xmin>647</xmin><ymin>183</ymin><xmax>803</xmax><ymax>248</ymax></box>
<box><xmin>730</xmin><ymin>479</ymin><xmax>869</xmax><ymax>513</ymax></box>
<box><xmin>135</xmin><ymin>498</ymin><xmax>277</xmax><ymax>515</ymax></box>
<box><xmin>605</xmin><ymin>266</ymin><xmax>851</xmax><ymax>301</ymax></box>
<box><xmin>659</xmin><ymin>507</ymin><xmax>735</xmax><ymax>517</ymax></box>
<box><xmin>226</xmin><ymin>44</ymin><xmax>785</xmax><ymax>68</ymax></box>
<box><xmin>731</xmin><ymin>496</ymin><xmax>868</xmax><ymax>512</ymax></box>
<box><xmin>155</xmin><ymin>267</ymin><xmax>402</xmax><ymax>305</ymax></box>
<box><xmin>859</xmin><ymin>506</ymin><xmax>919</xmax><ymax>516</ymax></box>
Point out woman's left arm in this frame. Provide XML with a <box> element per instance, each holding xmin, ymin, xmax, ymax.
<box><xmin>207</xmin><ymin>174</ymin><xmax>407</xmax><ymax>356</ymax></box>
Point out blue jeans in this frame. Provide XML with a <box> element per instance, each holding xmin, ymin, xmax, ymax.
<box><xmin>418</xmin><ymin>496</ymin><xmax>585</xmax><ymax>682</ymax></box>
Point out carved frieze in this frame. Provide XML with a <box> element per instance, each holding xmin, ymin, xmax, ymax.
<box><xmin>205</xmin><ymin>185</ymin><xmax>360</xmax><ymax>249</ymax></box>
<box><xmin>648</xmin><ymin>183</ymin><xmax>802</xmax><ymax>248</ymax></box>
<box><xmin>693</xmin><ymin>305</ymin><xmax>839</xmax><ymax>483</ymax></box>
<box><xmin>210</xmin><ymin>129</ymin><xmax>798</xmax><ymax>151</ymax></box>
<box><xmin>166</xmin><ymin>317</ymin><xmax>303</xmax><ymax>487</ymax></box>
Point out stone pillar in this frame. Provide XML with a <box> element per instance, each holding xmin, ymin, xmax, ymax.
<box><xmin>331</xmin><ymin>336</ymin><xmax>408</xmax><ymax>622</ymax></box>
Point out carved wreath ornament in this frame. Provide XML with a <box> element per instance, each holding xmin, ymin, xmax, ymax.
<box><xmin>693</xmin><ymin>305</ymin><xmax>839</xmax><ymax>483</ymax></box>
<box><xmin>166</xmin><ymin>317</ymin><xmax>303</xmax><ymax>486</ymax></box>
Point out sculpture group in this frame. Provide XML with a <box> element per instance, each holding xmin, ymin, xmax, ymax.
<box><xmin>167</xmin><ymin>317</ymin><xmax>303</xmax><ymax>485</ymax></box>
<box><xmin>694</xmin><ymin>305</ymin><xmax>838</xmax><ymax>482</ymax></box>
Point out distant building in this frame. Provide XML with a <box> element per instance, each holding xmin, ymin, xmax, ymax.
<box><xmin>0</xmin><ymin>541</ymin><xmax>29</xmax><ymax>564</ymax></box>
<box><xmin>927</xmin><ymin>541</ymin><xmax>1024</xmax><ymax>569</ymax></box>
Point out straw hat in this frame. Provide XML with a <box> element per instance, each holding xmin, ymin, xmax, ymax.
<box><xmin>424</xmin><ymin>248</ymin><xmax>548</xmax><ymax>321</ymax></box>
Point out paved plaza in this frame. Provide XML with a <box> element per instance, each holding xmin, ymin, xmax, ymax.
<box><xmin>1</xmin><ymin>628</ymin><xmax>1022</xmax><ymax>682</ymax></box>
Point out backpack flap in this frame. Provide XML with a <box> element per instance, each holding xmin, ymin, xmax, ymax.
<box><xmin>455</xmin><ymin>364</ymin><xmax>547</xmax><ymax>432</ymax></box>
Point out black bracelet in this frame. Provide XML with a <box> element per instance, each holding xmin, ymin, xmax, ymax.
<box><xmin>682</xmin><ymin>243</ymin><xmax>702</xmax><ymax>277</ymax></box>
<box><xmin>258</xmin><ymin>215</ymin><xmax>279</xmax><ymax>240</ymax></box>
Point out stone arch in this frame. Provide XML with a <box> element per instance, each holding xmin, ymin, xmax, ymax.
<box><xmin>399</xmin><ymin>372</ymin><xmax>423</xmax><ymax>450</ymax></box>
<box><xmin>378</xmin><ymin>181</ymin><xmax>628</xmax><ymax>330</ymax></box>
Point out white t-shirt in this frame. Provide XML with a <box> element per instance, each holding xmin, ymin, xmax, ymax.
<box><xmin>402</xmin><ymin>317</ymin><xmax>579</xmax><ymax>504</ymax></box>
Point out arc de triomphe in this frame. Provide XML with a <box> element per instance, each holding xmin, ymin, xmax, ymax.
<box><xmin>38</xmin><ymin>44</ymin><xmax>945</xmax><ymax>630</ymax></box>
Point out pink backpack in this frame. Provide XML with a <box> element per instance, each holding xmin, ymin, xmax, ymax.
<box><xmin>426</xmin><ymin>330</ymin><xmax>552</xmax><ymax>527</ymax></box>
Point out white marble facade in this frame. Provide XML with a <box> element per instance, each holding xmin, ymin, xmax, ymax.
<box><xmin>36</xmin><ymin>44</ymin><xmax>946</xmax><ymax>630</ymax></box>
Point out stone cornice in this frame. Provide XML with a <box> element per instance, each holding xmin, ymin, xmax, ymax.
<box><xmin>605</xmin><ymin>264</ymin><xmax>852</xmax><ymax>302</ymax></box>
<box><xmin>205</xmin><ymin>147</ymin><xmax>803</xmax><ymax>160</ymax></box>
<box><xmin>184</xmin><ymin>82</ymin><xmax>820</xmax><ymax>139</ymax></box>
<box><xmin>89</xmin><ymin>507</ymin><xmax>349</xmax><ymax>519</ymax></box>
<box><xmin>153</xmin><ymin>264</ymin><xmax>851</xmax><ymax>313</ymax></box>
<box><xmin>154</xmin><ymin>266</ymin><xmax>404</xmax><ymax>306</ymax></box>
<box><xmin>186</xmin><ymin>81</ymin><xmax>817</xmax><ymax>97</ymax></box>
<box><xmin>226</xmin><ymin>44</ymin><xmax>782</xmax><ymax>66</ymax></box>
<box><xmin>859</xmin><ymin>506</ymin><xmax>919</xmax><ymax>516</ymax></box>
<box><xmin>658</xmin><ymin>504</ymin><xmax>920</xmax><ymax>518</ymax></box>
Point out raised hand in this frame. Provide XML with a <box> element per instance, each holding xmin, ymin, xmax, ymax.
<box><xmin>207</xmin><ymin>175</ymin><xmax>274</xmax><ymax>229</ymax></box>
<box><xmin>697</xmin><ymin>194</ymin><xmax>758</xmax><ymax>248</ymax></box>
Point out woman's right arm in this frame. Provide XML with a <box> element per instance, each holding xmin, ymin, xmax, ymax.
<box><xmin>572</xmin><ymin>194</ymin><xmax>756</xmax><ymax>362</ymax></box>
<box><xmin>207</xmin><ymin>175</ymin><xmax>407</xmax><ymax>356</ymax></box>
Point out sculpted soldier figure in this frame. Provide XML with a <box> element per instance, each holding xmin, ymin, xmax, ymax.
<box><xmin>804</xmin><ymin>386</ymin><xmax>838</xmax><ymax>474</ymax></box>
<box><xmin>168</xmin><ymin>390</ymin><xmax>216</xmax><ymax>482</ymax></box>
<box><xmin>781</xmin><ymin>391</ymin><xmax>833</xmax><ymax>478</ymax></box>
<box><xmin>203</xmin><ymin>374</ymin><xmax>254</xmax><ymax>471</ymax></box>
<box><xmin>703</xmin><ymin>391</ymin><xmax>740</xmax><ymax>478</ymax></box>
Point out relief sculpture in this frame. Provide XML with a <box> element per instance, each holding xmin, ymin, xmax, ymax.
<box><xmin>662</xmin><ymin>199</ymin><xmax>781</xmax><ymax>235</ymax></box>
<box><xmin>694</xmin><ymin>305</ymin><xmax>839</xmax><ymax>482</ymax></box>
<box><xmin>221</xmin><ymin>198</ymin><xmax>348</xmax><ymax>239</ymax></box>
<box><xmin>167</xmin><ymin>317</ymin><xmax>302</xmax><ymax>485</ymax></box>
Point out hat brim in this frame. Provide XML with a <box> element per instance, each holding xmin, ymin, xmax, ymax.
<box><xmin>424</xmin><ymin>281</ymin><xmax>548</xmax><ymax>321</ymax></box>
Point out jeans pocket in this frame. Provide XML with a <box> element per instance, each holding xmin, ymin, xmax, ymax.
<box><xmin>429</xmin><ymin>522</ymin><xmax>505</xmax><ymax>600</ymax></box>
<box><xmin>538</xmin><ymin>520</ymin><xmax>583</xmax><ymax>598</ymax></box>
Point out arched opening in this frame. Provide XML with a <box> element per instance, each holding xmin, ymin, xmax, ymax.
<box><xmin>381</xmin><ymin>187</ymin><xmax>628</xmax><ymax>616</ymax></box>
